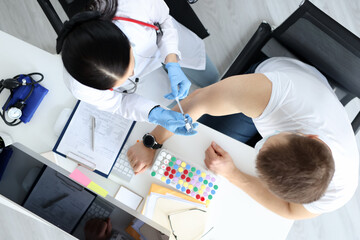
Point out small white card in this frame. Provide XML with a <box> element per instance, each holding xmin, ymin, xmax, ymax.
<box><xmin>115</xmin><ymin>186</ymin><xmax>143</xmax><ymax>210</ymax></box>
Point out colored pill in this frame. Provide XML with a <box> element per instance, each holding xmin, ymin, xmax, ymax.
<box><xmin>169</xmin><ymin>174</ymin><xmax>174</xmax><ymax>179</ymax></box>
<box><xmin>188</xmin><ymin>172</ymin><xmax>193</xmax><ymax>177</ymax></box>
<box><xmin>203</xmin><ymin>192</ymin><xmax>208</xmax><ymax>197</ymax></box>
<box><xmin>178</xmin><ymin>167</ymin><xmax>184</xmax><ymax>172</ymax></box>
<box><xmin>186</xmin><ymin>189</ymin><xmax>191</xmax><ymax>194</ymax></box>
<box><xmin>199</xmin><ymin>190</ymin><xmax>204</xmax><ymax>194</ymax></box>
<box><xmin>200</xmin><ymin>197</ymin><xmax>205</xmax><ymax>201</ymax></box>
<box><xmin>201</xmin><ymin>185</ymin><xmax>206</xmax><ymax>190</ymax></box>
<box><xmin>191</xmin><ymin>167</ymin><xmax>196</xmax><ymax>172</ymax></box>
<box><xmin>173</xmin><ymin>177</ymin><xmax>178</xmax><ymax>182</ymax></box>
<box><xmin>208</xmin><ymin>182</ymin><xmax>213</xmax><ymax>187</ymax></box>
<box><xmin>179</xmin><ymin>180</ymin><xmax>184</xmax><ymax>185</ymax></box>
<box><xmin>206</xmin><ymin>187</ymin><xmax>211</xmax><ymax>192</ymax></box>
<box><xmin>203</xmin><ymin>180</ymin><xmax>208</xmax><ymax>185</ymax></box>
<box><xmin>196</xmin><ymin>194</ymin><xmax>200</xmax><ymax>199</ymax></box>
<box><xmin>175</xmin><ymin>172</ymin><xmax>181</xmax><ymax>177</ymax></box>
<box><xmin>164</xmin><ymin>171</ymin><xmax>169</xmax><ymax>176</ymax></box>
<box><xmin>186</xmin><ymin>177</ymin><xmax>191</xmax><ymax>182</ymax></box>
<box><xmin>166</xmin><ymin>179</ymin><xmax>171</xmax><ymax>184</ymax></box>
<box><xmin>198</xmin><ymin>177</ymin><xmax>203</xmax><ymax>182</ymax></box>
<box><xmin>196</xmin><ymin>170</ymin><xmax>201</xmax><ymax>175</ymax></box>
<box><xmin>176</xmin><ymin>184</ymin><xmax>181</xmax><ymax>189</ymax></box>
<box><xmin>208</xmin><ymin>195</ymin><xmax>213</xmax><ymax>200</ymax></box>
<box><xmin>169</xmin><ymin>162</ymin><xmax>174</xmax><ymax>167</ymax></box>
<box><xmin>173</xmin><ymin>165</ymin><xmax>179</xmax><ymax>170</ymax></box>
<box><xmin>181</xmin><ymin>187</ymin><xmax>186</xmax><ymax>192</ymax></box>
<box><xmin>161</xmin><ymin>177</ymin><xmax>166</xmax><ymax>182</ymax></box>
<box><xmin>171</xmin><ymin>169</ymin><xmax>176</xmax><ymax>174</ymax></box>
<box><xmin>193</xmin><ymin>187</ymin><xmax>198</xmax><ymax>192</ymax></box>
<box><xmin>214</xmin><ymin>185</ymin><xmax>218</xmax><ymax>190</ymax></box>
<box><xmin>161</xmin><ymin>165</ymin><xmax>166</xmax><ymax>169</ymax></box>
<box><xmin>201</xmin><ymin>172</ymin><xmax>206</xmax><ymax>178</ymax></box>
<box><xmin>183</xmin><ymin>169</ymin><xmax>188</xmax><ymax>174</ymax></box>
<box><xmin>186</xmin><ymin>165</ymin><xmax>191</xmax><ymax>170</ymax></box>
<box><xmin>190</xmin><ymin>180</ymin><xmax>196</xmax><ymax>185</ymax></box>
<box><xmin>183</xmin><ymin>182</ymin><xmax>189</xmax><ymax>187</ymax></box>
<box><xmin>181</xmin><ymin>175</ymin><xmax>186</xmax><ymax>179</ymax></box>
<box><xmin>196</xmin><ymin>183</ymin><xmax>201</xmax><ymax>188</ymax></box>
<box><xmin>193</xmin><ymin>175</ymin><xmax>199</xmax><ymax>180</ymax></box>
<box><xmin>188</xmin><ymin>185</ymin><xmax>193</xmax><ymax>190</ymax></box>
<box><xmin>176</xmin><ymin>160</ymin><xmax>181</xmax><ymax>165</ymax></box>
<box><xmin>206</xmin><ymin>175</ymin><xmax>211</xmax><ymax>180</ymax></box>
<box><xmin>181</xmin><ymin>162</ymin><xmax>186</xmax><ymax>167</ymax></box>
<box><xmin>191</xmin><ymin>192</ymin><xmax>196</xmax><ymax>197</ymax></box>
<box><xmin>211</xmin><ymin>177</ymin><xmax>216</xmax><ymax>182</ymax></box>
<box><xmin>151</xmin><ymin>171</ymin><xmax>156</xmax><ymax>176</ymax></box>
<box><xmin>166</xmin><ymin>167</ymin><xmax>171</xmax><ymax>171</ymax></box>
<box><xmin>171</xmin><ymin>157</ymin><xmax>176</xmax><ymax>161</ymax></box>
<box><xmin>211</xmin><ymin>190</ymin><xmax>216</xmax><ymax>195</ymax></box>
<box><xmin>206</xmin><ymin>200</ymin><xmax>210</xmax><ymax>205</ymax></box>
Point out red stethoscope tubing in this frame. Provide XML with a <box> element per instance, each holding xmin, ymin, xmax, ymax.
<box><xmin>112</xmin><ymin>16</ymin><xmax>159</xmax><ymax>31</ymax></box>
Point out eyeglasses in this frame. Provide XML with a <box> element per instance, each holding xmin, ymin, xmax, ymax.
<box><xmin>167</xmin><ymin>208</ymin><xmax>213</xmax><ymax>240</ymax></box>
<box><xmin>113</xmin><ymin>78</ymin><xmax>139</xmax><ymax>94</ymax></box>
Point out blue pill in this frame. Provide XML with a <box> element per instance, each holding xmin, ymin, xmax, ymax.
<box><xmin>186</xmin><ymin>165</ymin><xmax>191</xmax><ymax>170</ymax></box>
<box><xmin>176</xmin><ymin>172</ymin><xmax>181</xmax><ymax>177</ymax></box>
<box><xmin>176</xmin><ymin>184</ymin><xmax>181</xmax><ymax>189</ymax></box>
<box><xmin>181</xmin><ymin>187</ymin><xmax>186</xmax><ymax>192</ymax></box>
<box><xmin>208</xmin><ymin>182</ymin><xmax>213</xmax><ymax>187</ymax></box>
<box><xmin>198</xmin><ymin>177</ymin><xmax>203</xmax><ymax>182</ymax></box>
<box><xmin>166</xmin><ymin>179</ymin><xmax>171</xmax><ymax>184</ymax></box>
<box><xmin>196</xmin><ymin>170</ymin><xmax>201</xmax><ymax>175</ymax></box>
<box><xmin>174</xmin><ymin>165</ymin><xmax>179</xmax><ymax>170</ymax></box>
<box><xmin>211</xmin><ymin>190</ymin><xmax>216</xmax><ymax>195</ymax></box>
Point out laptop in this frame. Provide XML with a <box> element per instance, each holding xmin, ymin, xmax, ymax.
<box><xmin>0</xmin><ymin>143</ymin><xmax>170</xmax><ymax>240</ymax></box>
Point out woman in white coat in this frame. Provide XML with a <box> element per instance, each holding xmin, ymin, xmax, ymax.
<box><xmin>56</xmin><ymin>0</ymin><xmax>219</xmax><ymax>135</ymax></box>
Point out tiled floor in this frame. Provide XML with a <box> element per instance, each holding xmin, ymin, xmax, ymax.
<box><xmin>1</xmin><ymin>0</ymin><xmax>360</xmax><ymax>239</ymax></box>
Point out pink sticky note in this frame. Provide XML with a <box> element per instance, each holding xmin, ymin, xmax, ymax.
<box><xmin>69</xmin><ymin>168</ymin><xmax>92</xmax><ymax>187</ymax></box>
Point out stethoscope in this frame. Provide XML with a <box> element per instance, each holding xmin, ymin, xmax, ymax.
<box><xmin>110</xmin><ymin>17</ymin><xmax>163</xmax><ymax>95</ymax></box>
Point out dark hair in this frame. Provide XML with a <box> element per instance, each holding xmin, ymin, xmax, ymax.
<box><xmin>60</xmin><ymin>0</ymin><xmax>131</xmax><ymax>90</ymax></box>
<box><xmin>256</xmin><ymin>134</ymin><xmax>335</xmax><ymax>204</ymax></box>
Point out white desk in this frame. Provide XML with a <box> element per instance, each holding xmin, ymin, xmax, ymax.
<box><xmin>0</xmin><ymin>31</ymin><xmax>293</xmax><ymax>240</ymax></box>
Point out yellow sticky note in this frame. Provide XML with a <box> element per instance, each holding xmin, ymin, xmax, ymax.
<box><xmin>88</xmin><ymin>181</ymin><xmax>108</xmax><ymax>197</ymax></box>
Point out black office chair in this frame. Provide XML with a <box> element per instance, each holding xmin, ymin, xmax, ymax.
<box><xmin>201</xmin><ymin>0</ymin><xmax>360</xmax><ymax>146</ymax></box>
<box><xmin>37</xmin><ymin>0</ymin><xmax>209</xmax><ymax>39</ymax></box>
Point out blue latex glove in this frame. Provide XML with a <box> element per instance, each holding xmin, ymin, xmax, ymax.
<box><xmin>148</xmin><ymin>107</ymin><xmax>198</xmax><ymax>135</ymax></box>
<box><xmin>164</xmin><ymin>62</ymin><xmax>191</xmax><ymax>100</ymax></box>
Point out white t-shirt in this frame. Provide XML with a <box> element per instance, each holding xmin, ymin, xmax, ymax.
<box><xmin>253</xmin><ymin>57</ymin><xmax>359</xmax><ymax>214</ymax></box>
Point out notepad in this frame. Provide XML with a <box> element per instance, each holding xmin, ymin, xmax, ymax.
<box><xmin>53</xmin><ymin>101</ymin><xmax>136</xmax><ymax>177</ymax></box>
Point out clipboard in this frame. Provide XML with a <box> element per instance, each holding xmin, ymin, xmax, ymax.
<box><xmin>53</xmin><ymin>101</ymin><xmax>136</xmax><ymax>177</ymax></box>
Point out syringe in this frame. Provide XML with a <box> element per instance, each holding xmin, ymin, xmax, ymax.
<box><xmin>175</xmin><ymin>97</ymin><xmax>193</xmax><ymax>132</ymax></box>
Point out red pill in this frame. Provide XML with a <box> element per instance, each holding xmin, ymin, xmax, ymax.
<box><xmin>181</xmin><ymin>175</ymin><xmax>186</xmax><ymax>179</ymax></box>
<box><xmin>186</xmin><ymin>177</ymin><xmax>191</xmax><ymax>182</ymax></box>
<box><xmin>169</xmin><ymin>174</ymin><xmax>174</xmax><ymax>179</ymax></box>
<box><xmin>164</xmin><ymin>172</ymin><xmax>169</xmax><ymax>176</ymax></box>
<box><xmin>166</xmin><ymin>167</ymin><xmax>171</xmax><ymax>171</ymax></box>
<box><xmin>200</xmin><ymin>197</ymin><xmax>205</xmax><ymax>201</ymax></box>
<box><xmin>196</xmin><ymin>194</ymin><xmax>200</xmax><ymax>199</ymax></box>
<box><xmin>171</xmin><ymin>169</ymin><xmax>176</xmax><ymax>174</ymax></box>
<box><xmin>184</xmin><ymin>170</ymin><xmax>188</xmax><ymax>174</ymax></box>
<box><xmin>186</xmin><ymin>189</ymin><xmax>191</xmax><ymax>194</ymax></box>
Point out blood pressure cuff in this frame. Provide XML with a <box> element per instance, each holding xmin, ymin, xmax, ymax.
<box><xmin>4</xmin><ymin>75</ymin><xmax>49</xmax><ymax>123</ymax></box>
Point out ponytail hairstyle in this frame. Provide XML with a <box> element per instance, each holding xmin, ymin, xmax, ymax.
<box><xmin>57</xmin><ymin>0</ymin><xmax>131</xmax><ymax>90</ymax></box>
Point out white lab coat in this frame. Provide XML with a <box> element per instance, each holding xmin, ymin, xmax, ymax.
<box><xmin>63</xmin><ymin>0</ymin><xmax>206</xmax><ymax>122</ymax></box>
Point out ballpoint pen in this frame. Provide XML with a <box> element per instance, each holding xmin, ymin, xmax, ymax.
<box><xmin>175</xmin><ymin>97</ymin><xmax>193</xmax><ymax>132</ymax></box>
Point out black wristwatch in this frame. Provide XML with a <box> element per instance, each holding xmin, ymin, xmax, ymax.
<box><xmin>142</xmin><ymin>133</ymin><xmax>163</xmax><ymax>149</ymax></box>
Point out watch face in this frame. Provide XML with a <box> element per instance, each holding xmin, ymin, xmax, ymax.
<box><xmin>143</xmin><ymin>134</ymin><xmax>155</xmax><ymax>148</ymax></box>
<box><xmin>8</xmin><ymin>107</ymin><xmax>22</xmax><ymax>120</ymax></box>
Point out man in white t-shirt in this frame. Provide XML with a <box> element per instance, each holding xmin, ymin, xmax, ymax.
<box><xmin>127</xmin><ymin>57</ymin><xmax>359</xmax><ymax>219</ymax></box>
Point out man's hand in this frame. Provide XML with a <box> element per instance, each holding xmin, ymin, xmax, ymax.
<box><xmin>127</xmin><ymin>141</ymin><xmax>156</xmax><ymax>174</ymax></box>
<box><xmin>84</xmin><ymin>218</ymin><xmax>112</xmax><ymax>240</ymax></box>
<box><xmin>204</xmin><ymin>141</ymin><xmax>239</xmax><ymax>179</ymax></box>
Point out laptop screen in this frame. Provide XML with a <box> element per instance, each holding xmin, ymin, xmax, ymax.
<box><xmin>0</xmin><ymin>143</ymin><xmax>169</xmax><ymax>240</ymax></box>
